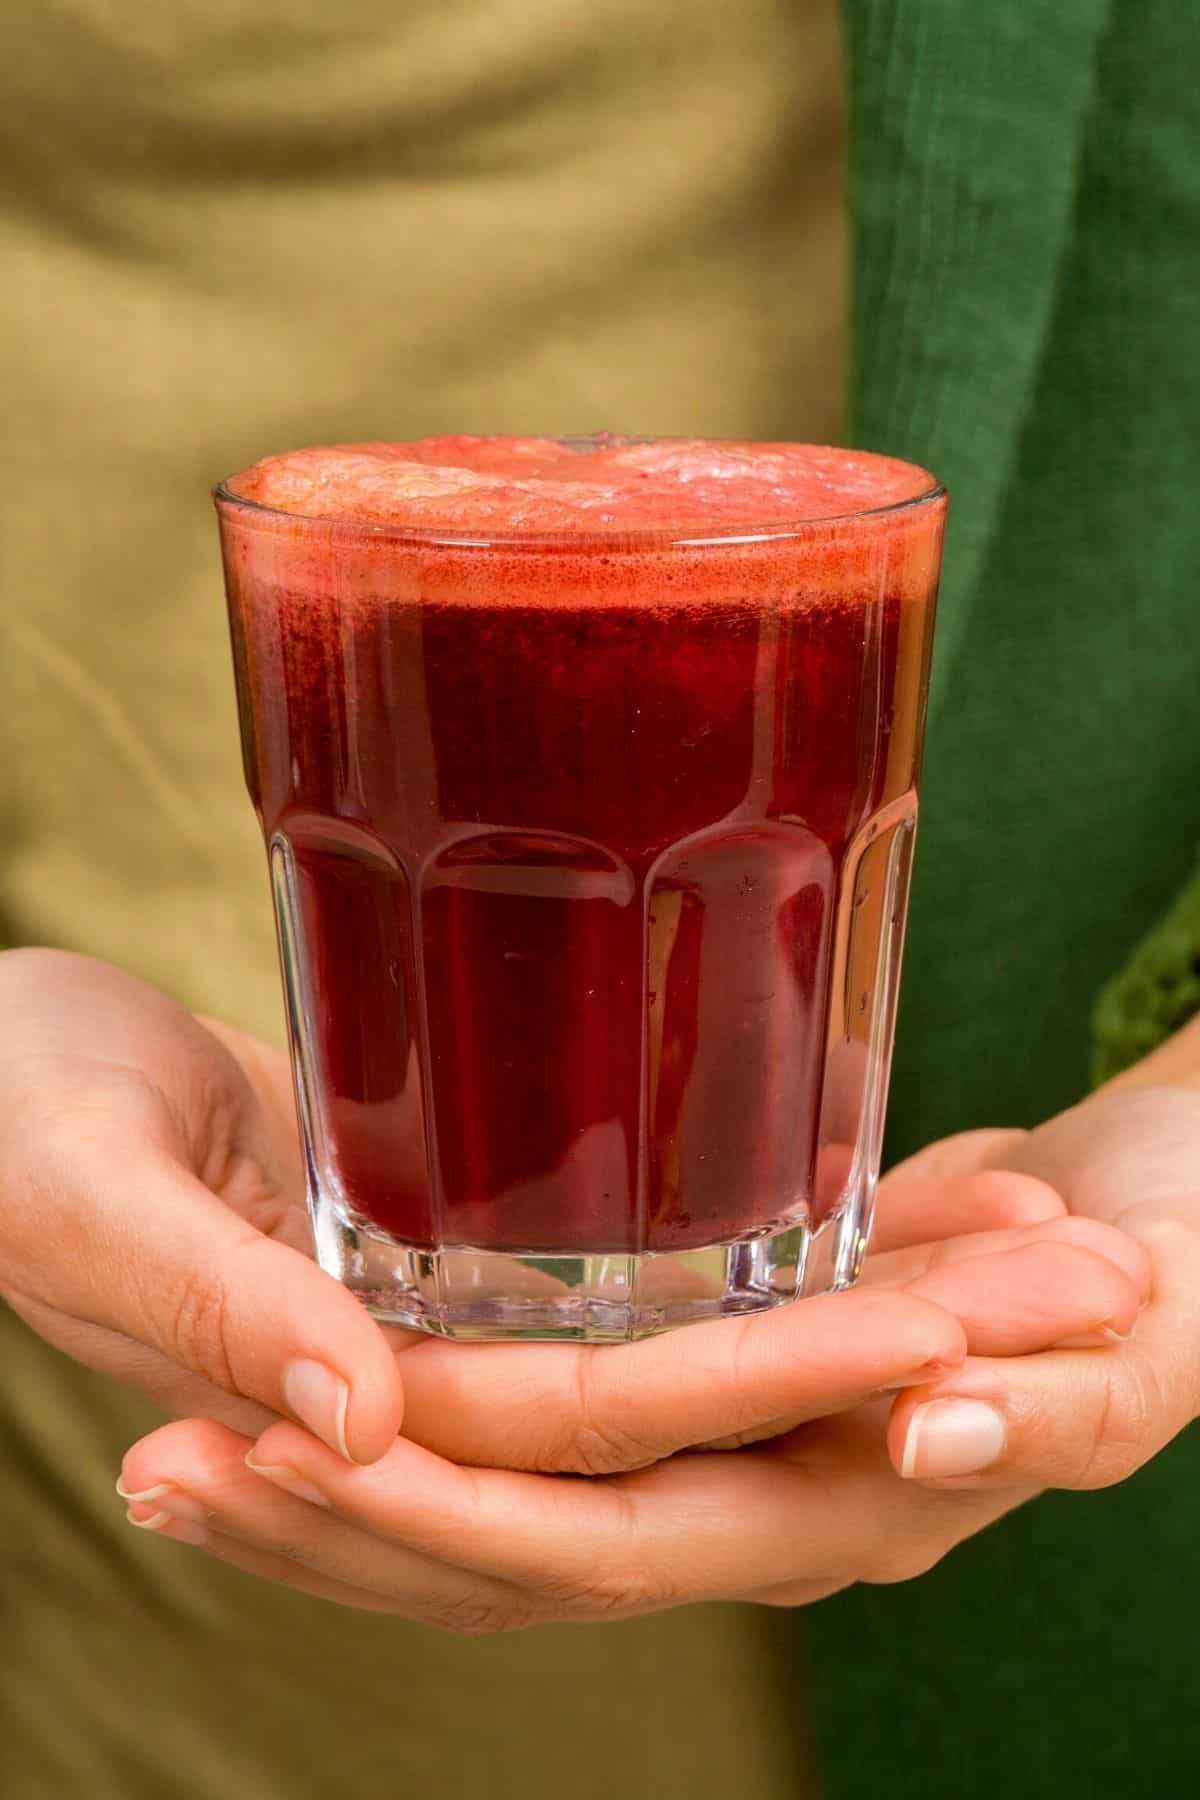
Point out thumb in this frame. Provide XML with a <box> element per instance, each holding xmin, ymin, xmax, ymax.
<box><xmin>8</xmin><ymin>1146</ymin><xmax>403</xmax><ymax>1464</ymax></box>
<box><xmin>887</xmin><ymin>1210</ymin><xmax>1200</xmax><ymax>1493</ymax></box>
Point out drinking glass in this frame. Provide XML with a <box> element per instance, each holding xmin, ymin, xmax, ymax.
<box><xmin>216</xmin><ymin>441</ymin><xmax>944</xmax><ymax>1340</ymax></box>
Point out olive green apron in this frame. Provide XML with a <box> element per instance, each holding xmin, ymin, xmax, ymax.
<box><xmin>0</xmin><ymin>2</ymin><xmax>843</xmax><ymax>1793</ymax></box>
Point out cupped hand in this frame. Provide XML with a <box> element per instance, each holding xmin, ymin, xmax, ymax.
<box><xmin>6</xmin><ymin>945</ymin><xmax>1141</xmax><ymax>1498</ymax></box>
<box><xmin>114</xmin><ymin>1133</ymin><xmax>1150</xmax><ymax>1630</ymax></box>
<box><xmin>18</xmin><ymin>942</ymin><xmax>1175</xmax><ymax>1630</ymax></box>
<box><xmin>0</xmin><ymin>948</ymin><xmax>402</xmax><ymax>1462</ymax></box>
<box><xmin>885</xmin><ymin>1022</ymin><xmax>1200</xmax><ymax>1494</ymax></box>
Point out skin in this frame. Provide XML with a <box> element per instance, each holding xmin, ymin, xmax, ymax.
<box><xmin>5</xmin><ymin>947</ymin><xmax>1193</xmax><ymax>1631</ymax></box>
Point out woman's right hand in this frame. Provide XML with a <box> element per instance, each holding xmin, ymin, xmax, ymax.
<box><xmin>0</xmin><ymin>947</ymin><xmax>407</xmax><ymax>1461</ymax></box>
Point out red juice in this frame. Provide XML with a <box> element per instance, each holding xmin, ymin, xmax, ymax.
<box><xmin>217</xmin><ymin>437</ymin><xmax>944</xmax><ymax>1336</ymax></box>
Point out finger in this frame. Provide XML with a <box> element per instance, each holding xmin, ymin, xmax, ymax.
<box><xmin>244</xmin><ymin>1407</ymin><xmax>1017</xmax><ymax>1611</ymax></box>
<box><xmin>879</xmin><ymin>1130</ymin><xmax>1033</xmax><ymax>1196</ymax></box>
<box><xmin>386</xmin><ymin>1286</ymin><xmax>969</xmax><ymax>1474</ymax></box>
<box><xmin>6</xmin><ymin>1145</ymin><xmax>403</xmax><ymax>1463</ymax></box>
<box><xmin>901</xmin><ymin>1240</ymin><xmax>1144</xmax><ymax>1354</ymax></box>
<box><xmin>125</xmin><ymin>1511</ymin><xmax>419</xmax><ymax>1616</ymax></box>
<box><xmin>698</xmin><ymin>1237</ymin><xmax>1144</xmax><ymax>1451</ymax></box>
<box><xmin>863</xmin><ymin>1212</ymin><xmax>1152</xmax><ymax>1299</ymax></box>
<box><xmin>391</xmin><ymin>1221</ymin><xmax>1145</xmax><ymax>1473</ymax></box>
<box><xmin>119</xmin><ymin>1420</ymin><xmax>537</xmax><ymax>1633</ymax></box>
<box><xmin>871</xmin><ymin>1164</ymin><xmax>1063</xmax><ymax>1253</ymax></box>
<box><xmin>889</xmin><ymin>1211</ymin><xmax>1200</xmax><ymax>1491</ymax></box>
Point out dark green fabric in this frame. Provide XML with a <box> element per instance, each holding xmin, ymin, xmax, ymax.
<box><xmin>811</xmin><ymin>0</ymin><xmax>1200</xmax><ymax>1792</ymax></box>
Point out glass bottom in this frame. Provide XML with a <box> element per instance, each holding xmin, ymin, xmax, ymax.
<box><xmin>311</xmin><ymin>1187</ymin><xmax>871</xmax><ymax>1341</ymax></box>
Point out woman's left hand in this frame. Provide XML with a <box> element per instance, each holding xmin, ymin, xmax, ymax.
<box><xmin>883</xmin><ymin>1019</ymin><xmax>1200</xmax><ymax>1498</ymax></box>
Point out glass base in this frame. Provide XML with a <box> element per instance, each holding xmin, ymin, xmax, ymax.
<box><xmin>311</xmin><ymin>1190</ymin><xmax>870</xmax><ymax>1341</ymax></box>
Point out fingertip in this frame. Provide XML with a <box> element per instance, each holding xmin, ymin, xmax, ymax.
<box><xmin>280</xmin><ymin>1269</ymin><xmax>405</xmax><ymax>1464</ymax></box>
<box><xmin>965</xmin><ymin>1170</ymin><xmax>1066</xmax><ymax>1228</ymax></box>
<box><xmin>887</xmin><ymin>1392</ymin><xmax>1008</xmax><ymax>1484</ymax></box>
<box><xmin>912</xmin><ymin>1296</ymin><xmax>970</xmax><ymax>1374</ymax></box>
<box><xmin>890</xmin><ymin>1279</ymin><xmax>970</xmax><ymax>1360</ymax></box>
<box><xmin>343</xmin><ymin>1365</ymin><xmax>405</xmax><ymax>1465</ymax></box>
<box><xmin>341</xmin><ymin>1312</ymin><xmax>406</xmax><ymax>1463</ymax></box>
<box><xmin>288</xmin><ymin>1353</ymin><xmax>402</xmax><ymax>1466</ymax></box>
<box><xmin>910</xmin><ymin>1237</ymin><xmax>1145</xmax><ymax>1359</ymax></box>
<box><xmin>855</xmin><ymin>1288</ymin><xmax>968</xmax><ymax>1380</ymax></box>
<box><xmin>1036</xmin><ymin>1217</ymin><xmax>1153</xmax><ymax>1303</ymax></box>
<box><xmin>119</xmin><ymin>1417</ymin><xmax>249</xmax><ymax>1497</ymax></box>
<box><xmin>1086</xmin><ymin>1249</ymin><xmax>1145</xmax><ymax>1339</ymax></box>
<box><xmin>249</xmin><ymin>1418</ymin><xmax>340</xmax><ymax>1480</ymax></box>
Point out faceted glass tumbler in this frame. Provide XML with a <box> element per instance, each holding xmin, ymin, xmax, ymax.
<box><xmin>216</xmin><ymin>465</ymin><xmax>945</xmax><ymax>1340</ymax></box>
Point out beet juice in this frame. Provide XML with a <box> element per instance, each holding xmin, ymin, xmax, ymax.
<box><xmin>217</xmin><ymin>436</ymin><xmax>944</xmax><ymax>1339</ymax></box>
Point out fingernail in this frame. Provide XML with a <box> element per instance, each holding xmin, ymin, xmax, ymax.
<box><xmin>116</xmin><ymin>1478</ymin><xmax>210</xmax><ymax>1522</ymax></box>
<box><xmin>125</xmin><ymin>1506</ymin><xmax>210</xmax><ymax>1548</ymax></box>
<box><xmin>116</xmin><ymin>1477</ymin><xmax>171</xmax><ymax>1503</ymax></box>
<box><xmin>283</xmin><ymin>1360</ymin><xmax>352</xmax><ymax>1460</ymax></box>
<box><xmin>244</xmin><ymin>1456</ymin><xmax>330</xmax><ymax>1507</ymax></box>
<box><xmin>900</xmin><ymin>1399</ymin><xmax>1006</xmax><ymax>1479</ymax></box>
<box><xmin>1057</xmin><ymin>1321</ymin><xmax>1137</xmax><ymax>1349</ymax></box>
<box><xmin>126</xmin><ymin>1505</ymin><xmax>171</xmax><ymax>1531</ymax></box>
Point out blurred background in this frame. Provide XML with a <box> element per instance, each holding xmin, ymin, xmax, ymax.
<box><xmin>1</xmin><ymin>0</ymin><xmax>843</xmax><ymax>1038</ymax></box>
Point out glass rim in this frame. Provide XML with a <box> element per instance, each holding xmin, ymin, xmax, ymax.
<box><xmin>212</xmin><ymin>472</ymin><xmax>946</xmax><ymax>552</ymax></box>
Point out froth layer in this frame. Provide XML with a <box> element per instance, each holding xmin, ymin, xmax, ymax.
<box><xmin>224</xmin><ymin>435</ymin><xmax>937</xmax><ymax>535</ymax></box>
<box><xmin>217</xmin><ymin>436</ymin><xmax>946</xmax><ymax>610</ymax></box>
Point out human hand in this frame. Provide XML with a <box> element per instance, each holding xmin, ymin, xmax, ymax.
<box><xmin>114</xmin><ymin>1140</ymin><xmax>1149</xmax><ymax>1627</ymax></box>
<box><xmin>0</xmin><ymin>948</ymin><xmax>403</xmax><ymax>1461</ymax></box>
<box><xmin>6</xmin><ymin>945</ymin><xmax>1144</xmax><ymax>1536</ymax></box>
<box><xmin>9</xmin><ymin>944</ymin><xmax>1139</xmax><ymax>1510</ymax></box>
<box><xmin>884</xmin><ymin>1017</ymin><xmax>1200</xmax><ymax>1494</ymax></box>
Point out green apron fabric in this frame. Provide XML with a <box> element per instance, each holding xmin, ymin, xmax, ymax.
<box><xmin>808</xmin><ymin>2</ymin><xmax>1200</xmax><ymax>1792</ymax></box>
<box><xmin>0</xmin><ymin>3</ymin><xmax>844</xmax><ymax>1795</ymax></box>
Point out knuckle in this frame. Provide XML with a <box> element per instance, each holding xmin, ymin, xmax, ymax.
<box><xmin>557</xmin><ymin>1424</ymin><xmax>660</xmax><ymax>1479</ymax></box>
<box><xmin>428</xmin><ymin>1590</ymin><xmax>537</xmax><ymax>1638</ymax></box>
<box><xmin>1073</xmin><ymin>1353</ymin><xmax>1164</xmax><ymax>1489</ymax></box>
<box><xmin>548</xmin><ymin>1358</ymin><xmax>661</xmax><ymax>1477</ymax></box>
<box><xmin>553</xmin><ymin>1557</ymin><xmax>676</xmax><ymax>1622</ymax></box>
<box><xmin>164</xmin><ymin>1266</ymin><xmax>238</xmax><ymax>1393</ymax></box>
